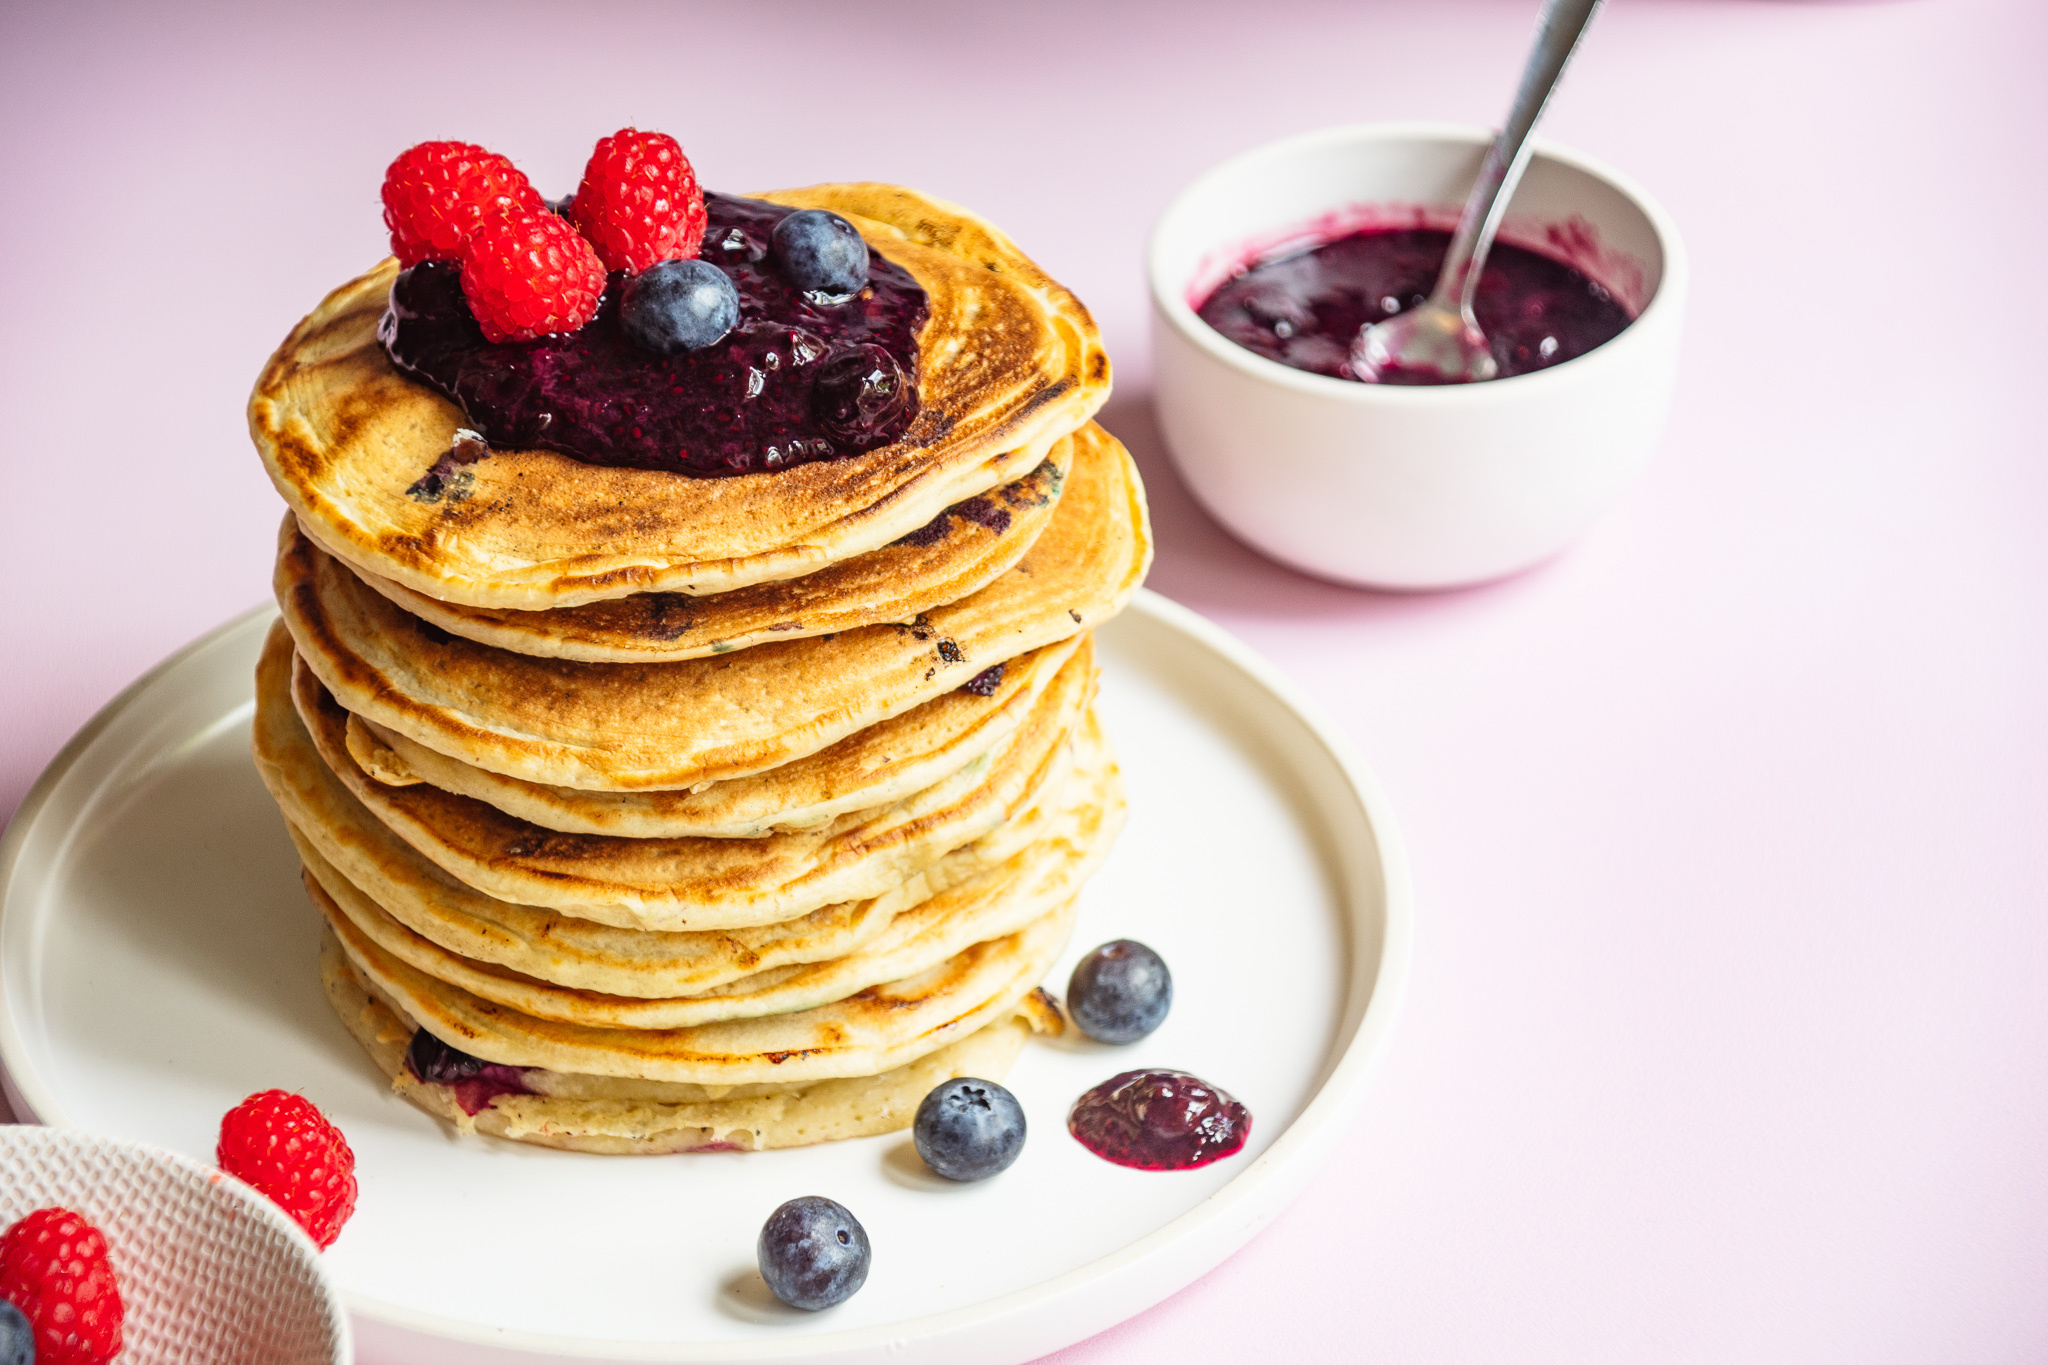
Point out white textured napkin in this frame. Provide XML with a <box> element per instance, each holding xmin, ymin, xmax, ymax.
<box><xmin>0</xmin><ymin>1126</ymin><xmax>349</xmax><ymax>1364</ymax></box>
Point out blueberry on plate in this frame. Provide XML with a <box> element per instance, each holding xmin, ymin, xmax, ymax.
<box><xmin>1068</xmin><ymin>939</ymin><xmax>1173</xmax><ymax>1044</ymax></box>
<box><xmin>619</xmin><ymin>258</ymin><xmax>739</xmax><ymax>355</ymax></box>
<box><xmin>0</xmin><ymin>1295</ymin><xmax>30</xmax><ymax>1365</ymax></box>
<box><xmin>913</xmin><ymin>1076</ymin><xmax>1027</xmax><ymax>1181</ymax></box>
<box><xmin>770</xmin><ymin>209</ymin><xmax>869</xmax><ymax>298</ymax></box>
<box><xmin>757</xmin><ymin>1196</ymin><xmax>870</xmax><ymax>1310</ymax></box>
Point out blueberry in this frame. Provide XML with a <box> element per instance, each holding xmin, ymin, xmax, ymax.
<box><xmin>757</xmin><ymin>1196</ymin><xmax>870</xmax><ymax>1310</ymax></box>
<box><xmin>0</xmin><ymin>1295</ymin><xmax>29</xmax><ymax>1365</ymax></box>
<box><xmin>405</xmin><ymin>1028</ymin><xmax>485</xmax><ymax>1084</ymax></box>
<box><xmin>619</xmin><ymin>259</ymin><xmax>739</xmax><ymax>355</ymax></box>
<box><xmin>1067</xmin><ymin>940</ymin><xmax>1172</xmax><ymax>1044</ymax></box>
<box><xmin>913</xmin><ymin>1076</ymin><xmax>1027</xmax><ymax>1181</ymax></box>
<box><xmin>770</xmin><ymin>209</ymin><xmax>869</xmax><ymax>298</ymax></box>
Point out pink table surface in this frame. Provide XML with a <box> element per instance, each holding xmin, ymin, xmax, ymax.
<box><xmin>4</xmin><ymin>1</ymin><xmax>2046</xmax><ymax>1360</ymax></box>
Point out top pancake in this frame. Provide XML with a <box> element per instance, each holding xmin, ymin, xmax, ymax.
<box><xmin>250</xmin><ymin>183</ymin><xmax>1110</xmax><ymax>610</ymax></box>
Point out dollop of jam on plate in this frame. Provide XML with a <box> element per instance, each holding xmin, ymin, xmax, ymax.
<box><xmin>1068</xmin><ymin>1069</ymin><xmax>1251</xmax><ymax>1170</ymax></box>
<box><xmin>379</xmin><ymin>192</ymin><xmax>929</xmax><ymax>477</ymax></box>
<box><xmin>1198</xmin><ymin>226</ymin><xmax>1632</xmax><ymax>383</ymax></box>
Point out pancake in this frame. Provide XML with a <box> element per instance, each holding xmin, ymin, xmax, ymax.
<box><xmin>277</xmin><ymin>422</ymin><xmax>1148</xmax><ymax>791</ymax></box>
<box><xmin>302</xmin><ymin>718</ymin><xmax>1120</xmax><ymax>1028</ymax></box>
<box><xmin>284</xmin><ymin>632</ymin><xmax>1089</xmax><ymax>930</ymax></box>
<box><xmin>352</xmin><ymin>437</ymin><xmax>1072</xmax><ymax>663</ymax></box>
<box><xmin>258</xmin><ymin>628</ymin><xmax>1088</xmax><ymax>998</ymax></box>
<box><xmin>252</xmin><ymin>183</ymin><xmax>1110</xmax><ymax>610</ymax></box>
<box><xmin>340</xmin><ymin>633</ymin><xmax>1088</xmax><ymax>839</ymax></box>
<box><xmin>327</xmin><ymin>883</ymin><xmax>1078</xmax><ymax>1086</ymax></box>
<box><xmin>288</xmin><ymin>820</ymin><xmax>898</xmax><ymax>1000</ymax></box>
<box><xmin>322</xmin><ymin>933</ymin><xmax>1063</xmax><ymax>1153</ymax></box>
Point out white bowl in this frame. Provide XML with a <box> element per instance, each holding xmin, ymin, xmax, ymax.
<box><xmin>1149</xmin><ymin>122</ymin><xmax>1687</xmax><ymax>591</ymax></box>
<box><xmin>0</xmin><ymin>1125</ymin><xmax>351</xmax><ymax>1364</ymax></box>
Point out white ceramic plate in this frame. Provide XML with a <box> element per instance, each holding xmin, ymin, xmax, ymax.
<box><xmin>0</xmin><ymin>589</ymin><xmax>1411</xmax><ymax>1365</ymax></box>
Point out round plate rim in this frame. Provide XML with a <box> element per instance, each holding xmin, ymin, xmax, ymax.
<box><xmin>0</xmin><ymin>587</ymin><xmax>1414</xmax><ymax>1364</ymax></box>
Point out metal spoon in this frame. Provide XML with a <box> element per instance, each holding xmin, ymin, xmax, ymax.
<box><xmin>1351</xmin><ymin>0</ymin><xmax>1607</xmax><ymax>385</ymax></box>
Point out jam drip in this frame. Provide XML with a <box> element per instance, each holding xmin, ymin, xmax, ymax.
<box><xmin>1198</xmin><ymin>227</ymin><xmax>1632</xmax><ymax>383</ymax></box>
<box><xmin>1068</xmin><ymin>1069</ymin><xmax>1250</xmax><ymax>1170</ymax></box>
<box><xmin>404</xmin><ymin>1029</ymin><xmax>535</xmax><ymax>1117</ymax></box>
<box><xmin>379</xmin><ymin>192</ymin><xmax>930</xmax><ymax>477</ymax></box>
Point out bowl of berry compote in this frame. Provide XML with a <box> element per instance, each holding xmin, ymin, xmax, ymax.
<box><xmin>1148</xmin><ymin>122</ymin><xmax>1687</xmax><ymax>591</ymax></box>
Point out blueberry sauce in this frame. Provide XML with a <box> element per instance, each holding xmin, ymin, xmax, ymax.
<box><xmin>379</xmin><ymin>192</ymin><xmax>929</xmax><ymax>476</ymax></box>
<box><xmin>404</xmin><ymin>1029</ymin><xmax>535</xmax><ymax>1117</ymax></box>
<box><xmin>1198</xmin><ymin>227</ymin><xmax>1632</xmax><ymax>384</ymax></box>
<box><xmin>960</xmin><ymin>662</ymin><xmax>1005</xmax><ymax>697</ymax></box>
<box><xmin>1067</xmin><ymin>1069</ymin><xmax>1250</xmax><ymax>1171</ymax></box>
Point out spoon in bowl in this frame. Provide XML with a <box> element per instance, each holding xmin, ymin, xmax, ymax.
<box><xmin>1351</xmin><ymin>0</ymin><xmax>1607</xmax><ymax>384</ymax></box>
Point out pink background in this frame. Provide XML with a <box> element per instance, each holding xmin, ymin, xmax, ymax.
<box><xmin>4</xmin><ymin>1</ymin><xmax>2046</xmax><ymax>1359</ymax></box>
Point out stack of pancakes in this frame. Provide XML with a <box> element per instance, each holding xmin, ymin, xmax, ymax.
<box><xmin>244</xmin><ymin>184</ymin><xmax>1150</xmax><ymax>1153</ymax></box>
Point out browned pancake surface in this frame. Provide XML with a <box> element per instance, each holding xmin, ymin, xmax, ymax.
<box><xmin>327</xmin><ymin>889</ymin><xmax>1076</xmax><ymax>1085</ymax></box>
<box><xmin>319</xmin><ymin>933</ymin><xmax>1057</xmax><ymax>1153</ymax></box>
<box><xmin>285</xmin><ymin>635</ymin><xmax>1090</xmax><ymax>929</ymax></box>
<box><xmin>340</xmin><ymin>635</ymin><xmax>1087</xmax><ymax>839</ymax></box>
<box><xmin>277</xmin><ymin>424</ymin><xmax>1148</xmax><ymax>790</ymax></box>
<box><xmin>352</xmin><ymin>433</ymin><xmax>1072</xmax><ymax>662</ymax></box>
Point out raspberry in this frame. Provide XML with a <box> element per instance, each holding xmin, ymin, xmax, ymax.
<box><xmin>569</xmin><ymin>128</ymin><xmax>706</xmax><ymax>273</ymax></box>
<box><xmin>382</xmin><ymin>140</ymin><xmax>544</xmax><ymax>268</ymax></box>
<box><xmin>460</xmin><ymin>208</ymin><xmax>607</xmax><ymax>343</ymax></box>
<box><xmin>217</xmin><ymin>1090</ymin><xmax>359</xmax><ymax>1250</ymax></box>
<box><xmin>0</xmin><ymin>1207</ymin><xmax>124</xmax><ymax>1365</ymax></box>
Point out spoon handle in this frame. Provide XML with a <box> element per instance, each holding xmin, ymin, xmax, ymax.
<box><xmin>1432</xmin><ymin>0</ymin><xmax>1607</xmax><ymax>316</ymax></box>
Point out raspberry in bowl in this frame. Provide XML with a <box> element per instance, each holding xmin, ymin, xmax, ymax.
<box><xmin>0</xmin><ymin>1126</ymin><xmax>349</xmax><ymax>1363</ymax></box>
<box><xmin>1149</xmin><ymin>122</ymin><xmax>1687</xmax><ymax>591</ymax></box>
